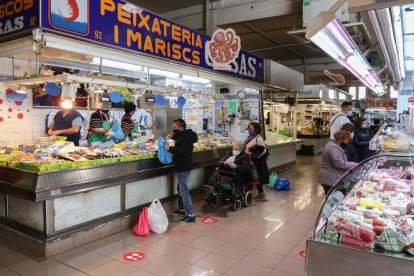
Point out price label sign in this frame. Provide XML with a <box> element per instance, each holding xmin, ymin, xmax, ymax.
<box><xmin>37</xmin><ymin>151</ymin><xmax>48</xmax><ymax>158</ymax></box>
<box><xmin>108</xmin><ymin>141</ymin><xmax>115</xmax><ymax>149</ymax></box>
<box><xmin>125</xmin><ymin>141</ymin><xmax>133</xmax><ymax>148</ymax></box>
<box><xmin>18</xmin><ymin>145</ymin><xmax>24</xmax><ymax>151</ymax></box>
<box><xmin>40</xmin><ymin>142</ymin><xmax>49</xmax><ymax>148</ymax></box>
<box><xmin>91</xmin><ymin>142</ymin><xmax>100</xmax><ymax>149</ymax></box>
<box><xmin>4</xmin><ymin>148</ymin><xmax>12</xmax><ymax>154</ymax></box>
<box><xmin>79</xmin><ymin>140</ymin><xmax>88</xmax><ymax>147</ymax></box>
<box><xmin>25</xmin><ymin>146</ymin><xmax>35</xmax><ymax>153</ymax></box>
<box><xmin>100</xmin><ymin>143</ymin><xmax>107</xmax><ymax>151</ymax></box>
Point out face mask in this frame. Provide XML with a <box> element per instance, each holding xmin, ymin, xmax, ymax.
<box><xmin>346</xmin><ymin>111</ymin><xmax>353</xmax><ymax>116</ymax></box>
<box><xmin>350</xmin><ymin>132</ymin><xmax>354</xmax><ymax>139</ymax></box>
<box><xmin>247</xmin><ymin>129</ymin><xmax>254</xmax><ymax>136</ymax></box>
<box><xmin>233</xmin><ymin>150</ymin><xmax>240</xmax><ymax>156</ymax></box>
<box><xmin>362</xmin><ymin>124</ymin><xmax>368</xmax><ymax>129</ymax></box>
<box><xmin>173</xmin><ymin>129</ymin><xmax>180</xmax><ymax>134</ymax></box>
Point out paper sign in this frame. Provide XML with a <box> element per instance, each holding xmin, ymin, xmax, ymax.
<box><xmin>185</xmin><ymin>113</ymin><xmax>200</xmax><ymax>125</ymax></box>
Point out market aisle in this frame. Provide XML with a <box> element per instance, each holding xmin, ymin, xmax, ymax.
<box><xmin>0</xmin><ymin>155</ymin><xmax>324</xmax><ymax>276</ymax></box>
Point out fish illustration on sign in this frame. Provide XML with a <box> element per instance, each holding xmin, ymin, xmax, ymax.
<box><xmin>49</xmin><ymin>0</ymin><xmax>89</xmax><ymax>36</ymax></box>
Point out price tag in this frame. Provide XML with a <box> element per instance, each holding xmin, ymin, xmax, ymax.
<box><xmin>125</xmin><ymin>141</ymin><xmax>133</xmax><ymax>148</ymax></box>
<box><xmin>25</xmin><ymin>146</ymin><xmax>35</xmax><ymax>153</ymax></box>
<box><xmin>4</xmin><ymin>148</ymin><xmax>12</xmax><ymax>154</ymax></box>
<box><xmin>40</xmin><ymin>142</ymin><xmax>49</xmax><ymax>148</ymax></box>
<box><xmin>37</xmin><ymin>151</ymin><xmax>48</xmax><ymax>158</ymax></box>
<box><xmin>79</xmin><ymin>140</ymin><xmax>88</xmax><ymax>147</ymax></box>
<box><xmin>48</xmin><ymin>146</ymin><xmax>60</xmax><ymax>155</ymax></box>
<box><xmin>18</xmin><ymin>144</ymin><xmax>24</xmax><ymax>151</ymax></box>
<box><xmin>100</xmin><ymin>143</ymin><xmax>107</xmax><ymax>151</ymax></box>
<box><xmin>108</xmin><ymin>141</ymin><xmax>115</xmax><ymax>149</ymax></box>
<box><xmin>91</xmin><ymin>142</ymin><xmax>100</xmax><ymax>149</ymax></box>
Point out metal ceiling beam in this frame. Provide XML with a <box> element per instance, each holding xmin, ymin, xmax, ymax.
<box><xmin>211</xmin><ymin>0</ymin><xmax>300</xmax><ymax>27</ymax></box>
<box><xmin>161</xmin><ymin>4</ymin><xmax>205</xmax><ymax>30</ymax></box>
<box><xmin>243</xmin><ymin>23</ymin><xmax>304</xmax><ymax>59</ymax></box>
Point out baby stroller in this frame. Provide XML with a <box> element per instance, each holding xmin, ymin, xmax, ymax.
<box><xmin>204</xmin><ymin>162</ymin><xmax>260</xmax><ymax>211</ymax></box>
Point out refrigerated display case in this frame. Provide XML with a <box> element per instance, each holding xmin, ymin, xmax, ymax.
<box><xmin>306</xmin><ymin>154</ymin><xmax>414</xmax><ymax>275</ymax></box>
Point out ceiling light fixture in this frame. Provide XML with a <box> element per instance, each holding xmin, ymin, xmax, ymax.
<box><xmin>149</xmin><ymin>68</ymin><xmax>180</xmax><ymax>78</ymax></box>
<box><xmin>306</xmin><ymin>11</ymin><xmax>385</xmax><ymax>95</ymax></box>
<box><xmin>92</xmin><ymin>57</ymin><xmax>143</xmax><ymax>71</ymax></box>
<box><xmin>181</xmin><ymin>75</ymin><xmax>210</xmax><ymax>84</ymax></box>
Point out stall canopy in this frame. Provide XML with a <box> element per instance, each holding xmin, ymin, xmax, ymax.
<box><xmin>0</xmin><ymin>0</ymin><xmax>264</xmax><ymax>86</ymax></box>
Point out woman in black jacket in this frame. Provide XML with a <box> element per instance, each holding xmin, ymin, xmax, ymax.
<box><xmin>352</xmin><ymin>117</ymin><xmax>376</xmax><ymax>162</ymax></box>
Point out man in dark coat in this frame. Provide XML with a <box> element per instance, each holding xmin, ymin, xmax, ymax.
<box><xmin>165</xmin><ymin>119</ymin><xmax>198</xmax><ymax>223</ymax></box>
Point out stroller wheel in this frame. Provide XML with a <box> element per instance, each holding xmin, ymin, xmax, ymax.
<box><xmin>211</xmin><ymin>195</ymin><xmax>219</xmax><ymax>208</ymax></box>
<box><xmin>243</xmin><ymin>191</ymin><xmax>253</xmax><ymax>207</ymax></box>
<box><xmin>233</xmin><ymin>200</ymin><xmax>242</xmax><ymax>211</ymax></box>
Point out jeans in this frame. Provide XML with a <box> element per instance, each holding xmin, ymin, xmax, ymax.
<box><xmin>177</xmin><ymin>171</ymin><xmax>194</xmax><ymax>216</ymax></box>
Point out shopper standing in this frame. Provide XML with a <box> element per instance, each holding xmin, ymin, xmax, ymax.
<box><xmin>370</xmin><ymin>119</ymin><xmax>381</xmax><ymax>135</ymax></box>
<box><xmin>320</xmin><ymin>130</ymin><xmax>357</xmax><ymax>196</ymax></box>
<box><xmin>340</xmin><ymin>123</ymin><xmax>358</xmax><ymax>162</ymax></box>
<box><xmin>244</xmin><ymin>122</ymin><xmax>269</xmax><ymax>201</ymax></box>
<box><xmin>165</xmin><ymin>119</ymin><xmax>198</xmax><ymax>223</ymax></box>
<box><xmin>329</xmin><ymin>101</ymin><xmax>353</xmax><ymax>139</ymax></box>
<box><xmin>353</xmin><ymin>117</ymin><xmax>376</xmax><ymax>162</ymax></box>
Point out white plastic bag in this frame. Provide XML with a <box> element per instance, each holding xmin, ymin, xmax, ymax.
<box><xmin>148</xmin><ymin>199</ymin><xmax>169</xmax><ymax>234</ymax></box>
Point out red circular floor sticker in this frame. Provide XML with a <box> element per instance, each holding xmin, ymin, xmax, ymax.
<box><xmin>15</xmin><ymin>101</ymin><xmax>23</xmax><ymax>106</ymax></box>
<box><xmin>202</xmin><ymin>218</ymin><xmax>217</xmax><ymax>224</ymax></box>
<box><xmin>17</xmin><ymin>113</ymin><xmax>24</xmax><ymax>119</ymax></box>
<box><xmin>299</xmin><ymin>250</ymin><xmax>306</xmax><ymax>257</ymax></box>
<box><xmin>123</xmin><ymin>252</ymin><xmax>145</xmax><ymax>262</ymax></box>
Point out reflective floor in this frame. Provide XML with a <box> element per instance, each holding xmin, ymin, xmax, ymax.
<box><xmin>0</xmin><ymin>156</ymin><xmax>324</xmax><ymax>276</ymax></box>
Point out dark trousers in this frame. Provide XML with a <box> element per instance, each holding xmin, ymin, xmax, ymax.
<box><xmin>321</xmin><ymin>184</ymin><xmax>332</xmax><ymax>197</ymax></box>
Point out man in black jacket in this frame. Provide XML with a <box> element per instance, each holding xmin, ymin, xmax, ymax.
<box><xmin>165</xmin><ymin>119</ymin><xmax>198</xmax><ymax>223</ymax></box>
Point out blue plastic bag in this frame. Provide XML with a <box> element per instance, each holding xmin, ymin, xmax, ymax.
<box><xmin>275</xmin><ymin>178</ymin><xmax>291</xmax><ymax>191</ymax></box>
<box><xmin>158</xmin><ymin>137</ymin><xmax>172</xmax><ymax>165</ymax></box>
<box><xmin>109</xmin><ymin>121</ymin><xmax>125</xmax><ymax>143</ymax></box>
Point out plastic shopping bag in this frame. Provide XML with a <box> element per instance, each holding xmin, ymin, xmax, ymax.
<box><xmin>267</xmin><ymin>172</ymin><xmax>278</xmax><ymax>189</ymax></box>
<box><xmin>109</xmin><ymin>121</ymin><xmax>125</xmax><ymax>143</ymax></box>
<box><xmin>148</xmin><ymin>199</ymin><xmax>169</xmax><ymax>234</ymax></box>
<box><xmin>133</xmin><ymin>207</ymin><xmax>150</xmax><ymax>237</ymax></box>
<box><xmin>275</xmin><ymin>178</ymin><xmax>291</xmax><ymax>191</ymax></box>
<box><xmin>157</xmin><ymin>137</ymin><xmax>172</xmax><ymax>165</ymax></box>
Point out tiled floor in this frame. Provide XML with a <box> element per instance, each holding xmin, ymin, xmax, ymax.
<box><xmin>0</xmin><ymin>156</ymin><xmax>324</xmax><ymax>276</ymax></box>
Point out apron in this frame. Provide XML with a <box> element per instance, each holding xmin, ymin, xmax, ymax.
<box><xmin>128</xmin><ymin>121</ymin><xmax>139</xmax><ymax>141</ymax></box>
<box><xmin>87</xmin><ymin>112</ymin><xmax>110</xmax><ymax>144</ymax></box>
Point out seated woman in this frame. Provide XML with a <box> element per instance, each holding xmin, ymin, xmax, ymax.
<box><xmin>220</xmin><ymin>141</ymin><xmax>257</xmax><ymax>188</ymax></box>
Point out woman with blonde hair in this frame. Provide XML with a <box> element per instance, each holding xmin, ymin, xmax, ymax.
<box><xmin>319</xmin><ymin>130</ymin><xmax>357</xmax><ymax>196</ymax></box>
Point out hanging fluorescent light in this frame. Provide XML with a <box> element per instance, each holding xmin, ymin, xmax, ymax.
<box><xmin>92</xmin><ymin>57</ymin><xmax>143</xmax><ymax>71</ymax></box>
<box><xmin>392</xmin><ymin>6</ymin><xmax>405</xmax><ymax>80</ymax></box>
<box><xmin>149</xmin><ymin>68</ymin><xmax>179</xmax><ymax>78</ymax></box>
<box><xmin>306</xmin><ymin>14</ymin><xmax>385</xmax><ymax>95</ymax></box>
<box><xmin>181</xmin><ymin>75</ymin><xmax>210</xmax><ymax>84</ymax></box>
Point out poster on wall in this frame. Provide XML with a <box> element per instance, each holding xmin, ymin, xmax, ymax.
<box><xmin>40</xmin><ymin>0</ymin><xmax>264</xmax><ymax>83</ymax></box>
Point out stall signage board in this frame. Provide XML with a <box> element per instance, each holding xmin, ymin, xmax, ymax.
<box><xmin>40</xmin><ymin>0</ymin><xmax>264</xmax><ymax>84</ymax></box>
<box><xmin>0</xmin><ymin>0</ymin><xmax>39</xmax><ymax>41</ymax></box>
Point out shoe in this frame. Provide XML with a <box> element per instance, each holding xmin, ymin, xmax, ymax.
<box><xmin>172</xmin><ymin>209</ymin><xmax>185</xmax><ymax>216</ymax></box>
<box><xmin>179</xmin><ymin>215</ymin><xmax>196</xmax><ymax>224</ymax></box>
<box><xmin>258</xmin><ymin>193</ymin><xmax>266</xmax><ymax>201</ymax></box>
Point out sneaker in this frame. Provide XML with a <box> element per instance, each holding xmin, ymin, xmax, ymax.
<box><xmin>172</xmin><ymin>209</ymin><xmax>185</xmax><ymax>216</ymax></box>
<box><xmin>258</xmin><ymin>193</ymin><xmax>266</xmax><ymax>201</ymax></box>
<box><xmin>179</xmin><ymin>215</ymin><xmax>196</xmax><ymax>224</ymax></box>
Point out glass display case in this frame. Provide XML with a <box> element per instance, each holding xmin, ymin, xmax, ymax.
<box><xmin>306</xmin><ymin>154</ymin><xmax>414</xmax><ymax>275</ymax></box>
<box><xmin>369</xmin><ymin>123</ymin><xmax>413</xmax><ymax>152</ymax></box>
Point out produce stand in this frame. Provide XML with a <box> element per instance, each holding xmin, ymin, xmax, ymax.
<box><xmin>0</xmin><ymin>0</ymin><xmax>267</xmax><ymax>256</ymax></box>
<box><xmin>306</xmin><ymin>153</ymin><xmax>414</xmax><ymax>275</ymax></box>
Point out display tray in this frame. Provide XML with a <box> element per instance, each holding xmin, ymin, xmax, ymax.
<box><xmin>0</xmin><ymin>148</ymin><xmax>229</xmax><ymax>202</ymax></box>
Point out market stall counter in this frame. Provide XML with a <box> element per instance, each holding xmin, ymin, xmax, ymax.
<box><xmin>0</xmin><ymin>146</ymin><xmax>230</xmax><ymax>257</ymax></box>
<box><xmin>306</xmin><ymin>154</ymin><xmax>414</xmax><ymax>275</ymax></box>
<box><xmin>265</xmin><ymin>131</ymin><xmax>303</xmax><ymax>170</ymax></box>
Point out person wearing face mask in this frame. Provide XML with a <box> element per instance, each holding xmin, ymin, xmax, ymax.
<box><xmin>121</xmin><ymin>102</ymin><xmax>139</xmax><ymax>141</ymax></box>
<box><xmin>222</xmin><ymin>141</ymin><xmax>256</xmax><ymax>187</ymax></box>
<box><xmin>165</xmin><ymin>119</ymin><xmax>198</xmax><ymax>223</ymax></box>
<box><xmin>339</xmin><ymin>123</ymin><xmax>358</xmax><ymax>162</ymax></box>
<box><xmin>87</xmin><ymin>109</ymin><xmax>111</xmax><ymax>143</ymax></box>
<box><xmin>329</xmin><ymin>101</ymin><xmax>353</xmax><ymax>140</ymax></box>
<box><xmin>243</xmin><ymin>122</ymin><xmax>269</xmax><ymax>201</ymax></box>
<box><xmin>352</xmin><ymin>117</ymin><xmax>376</xmax><ymax>162</ymax></box>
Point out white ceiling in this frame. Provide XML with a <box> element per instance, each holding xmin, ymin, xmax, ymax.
<box><xmin>402</xmin><ymin>4</ymin><xmax>414</xmax><ymax>71</ymax></box>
